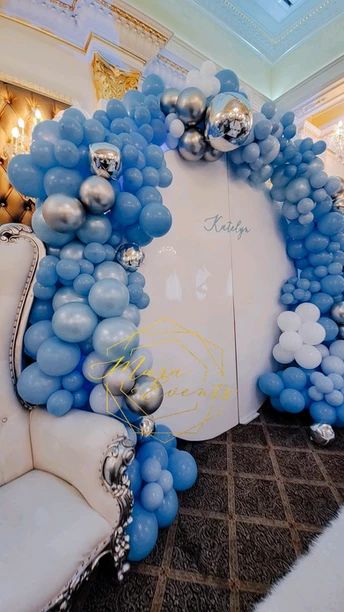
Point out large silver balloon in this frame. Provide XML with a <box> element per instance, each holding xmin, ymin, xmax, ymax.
<box><xmin>331</xmin><ymin>302</ymin><xmax>344</xmax><ymax>324</ymax></box>
<box><xmin>203</xmin><ymin>144</ymin><xmax>224</xmax><ymax>162</ymax></box>
<box><xmin>205</xmin><ymin>92</ymin><xmax>253</xmax><ymax>152</ymax></box>
<box><xmin>79</xmin><ymin>175</ymin><xmax>115</xmax><ymax>215</ymax></box>
<box><xmin>332</xmin><ymin>179</ymin><xmax>344</xmax><ymax>214</ymax></box>
<box><xmin>42</xmin><ymin>194</ymin><xmax>86</xmax><ymax>233</ymax></box>
<box><xmin>116</xmin><ymin>243</ymin><xmax>144</xmax><ymax>271</ymax></box>
<box><xmin>89</xmin><ymin>142</ymin><xmax>121</xmax><ymax>180</ymax></box>
<box><xmin>178</xmin><ymin>128</ymin><xmax>206</xmax><ymax>161</ymax></box>
<box><xmin>125</xmin><ymin>375</ymin><xmax>163</xmax><ymax>415</ymax></box>
<box><xmin>310</xmin><ymin>423</ymin><xmax>335</xmax><ymax>446</ymax></box>
<box><xmin>176</xmin><ymin>87</ymin><xmax>206</xmax><ymax>126</ymax></box>
<box><xmin>160</xmin><ymin>88</ymin><xmax>180</xmax><ymax>115</ymax></box>
<box><xmin>103</xmin><ymin>364</ymin><xmax>135</xmax><ymax>395</ymax></box>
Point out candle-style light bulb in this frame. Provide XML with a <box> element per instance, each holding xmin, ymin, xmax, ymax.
<box><xmin>11</xmin><ymin>126</ymin><xmax>19</xmax><ymax>139</ymax></box>
<box><xmin>34</xmin><ymin>108</ymin><xmax>42</xmax><ymax>120</ymax></box>
<box><xmin>17</xmin><ymin>118</ymin><xmax>25</xmax><ymax>129</ymax></box>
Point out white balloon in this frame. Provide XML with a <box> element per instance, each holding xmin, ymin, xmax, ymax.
<box><xmin>200</xmin><ymin>60</ymin><xmax>217</xmax><ymax>76</ymax></box>
<box><xmin>210</xmin><ymin>76</ymin><xmax>221</xmax><ymax>96</ymax></box>
<box><xmin>316</xmin><ymin>344</ymin><xmax>330</xmax><ymax>358</ymax></box>
<box><xmin>279</xmin><ymin>331</ymin><xmax>302</xmax><ymax>352</ymax></box>
<box><xmin>277</xmin><ymin>311</ymin><xmax>301</xmax><ymax>332</ymax></box>
<box><xmin>295</xmin><ymin>302</ymin><xmax>320</xmax><ymax>322</ymax></box>
<box><xmin>272</xmin><ymin>343</ymin><xmax>294</xmax><ymax>364</ymax></box>
<box><xmin>295</xmin><ymin>345</ymin><xmax>322</xmax><ymax>369</ymax></box>
<box><xmin>299</xmin><ymin>322</ymin><xmax>326</xmax><ymax>346</ymax></box>
<box><xmin>186</xmin><ymin>70</ymin><xmax>199</xmax><ymax>86</ymax></box>
<box><xmin>169</xmin><ymin>118</ymin><xmax>185</xmax><ymax>138</ymax></box>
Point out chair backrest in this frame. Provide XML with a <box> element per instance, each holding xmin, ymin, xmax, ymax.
<box><xmin>0</xmin><ymin>224</ymin><xmax>45</xmax><ymax>485</ymax></box>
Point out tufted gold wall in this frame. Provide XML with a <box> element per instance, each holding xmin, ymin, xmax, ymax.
<box><xmin>0</xmin><ymin>80</ymin><xmax>67</xmax><ymax>226</ymax></box>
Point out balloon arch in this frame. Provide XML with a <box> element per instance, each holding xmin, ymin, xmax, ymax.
<box><xmin>8</xmin><ymin>61</ymin><xmax>344</xmax><ymax>561</ymax></box>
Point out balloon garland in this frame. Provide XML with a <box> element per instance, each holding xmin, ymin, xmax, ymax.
<box><xmin>7</xmin><ymin>60</ymin><xmax>344</xmax><ymax>560</ymax></box>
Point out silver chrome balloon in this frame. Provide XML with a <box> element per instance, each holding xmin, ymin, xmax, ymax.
<box><xmin>332</xmin><ymin>179</ymin><xmax>344</xmax><ymax>214</ymax></box>
<box><xmin>140</xmin><ymin>416</ymin><xmax>155</xmax><ymax>438</ymax></box>
<box><xmin>178</xmin><ymin>128</ymin><xmax>206</xmax><ymax>161</ymax></box>
<box><xmin>160</xmin><ymin>87</ymin><xmax>180</xmax><ymax>115</ymax></box>
<box><xmin>175</xmin><ymin>87</ymin><xmax>206</xmax><ymax>126</ymax></box>
<box><xmin>203</xmin><ymin>144</ymin><xmax>224</xmax><ymax>162</ymax></box>
<box><xmin>103</xmin><ymin>364</ymin><xmax>135</xmax><ymax>395</ymax></box>
<box><xmin>331</xmin><ymin>302</ymin><xmax>344</xmax><ymax>324</ymax></box>
<box><xmin>116</xmin><ymin>243</ymin><xmax>145</xmax><ymax>271</ymax></box>
<box><xmin>205</xmin><ymin>92</ymin><xmax>253</xmax><ymax>152</ymax></box>
<box><xmin>89</xmin><ymin>142</ymin><xmax>121</xmax><ymax>180</ymax></box>
<box><xmin>42</xmin><ymin>194</ymin><xmax>86</xmax><ymax>233</ymax></box>
<box><xmin>79</xmin><ymin>175</ymin><xmax>115</xmax><ymax>215</ymax></box>
<box><xmin>125</xmin><ymin>375</ymin><xmax>163</xmax><ymax>415</ymax></box>
<box><xmin>339</xmin><ymin>325</ymin><xmax>344</xmax><ymax>339</ymax></box>
<box><xmin>310</xmin><ymin>423</ymin><xmax>335</xmax><ymax>446</ymax></box>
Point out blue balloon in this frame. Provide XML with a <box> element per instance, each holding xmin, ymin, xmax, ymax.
<box><xmin>73</xmin><ymin>273</ymin><xmax>95</xmax><ymax>296</ymax></box>
<box><xmin>17</xmin><ymin>362</ymin><xmax>61</xmax><ymax>405</ymax></box>
<box><xmin>216</xmin><ymin>69</ymin><xmax>239</xmax><ymax>92</ymax></box>
<box><xmin>88</xmin><ymin>279</ymin><xmax>129</xmax><ymax>317</ymax></box>
<box><xmin>8</xmin><ymin>154</ymin><xmax>45</xmax><ymax>198</ymax></box>
<box><xmin>59</xmin><ymin>115</ymin><xmax>84</xmax><ymax>145</ymax></box>
<box><xmin>258</xmin><ymin>372</ymin><xmax>284</xmax><ymax>396</ymax></box>
<box><xmin>92</xmin><ymin>316</ymin><xmax>139</xmax><ymax>360</ymax></box>
<box><xmin>159</xmin><ymin>167</ymin><xmax>173</xmax><ymax>187</ymax></box>
<box><xmin>73</xmin><ymin>388</ymin><xmax>88</xmax><ymax>408</ymax></box>
<box><xmin>285</xmin><ymin>177</ymin><xmax>311</xmax><ymax>203</ymax></box>
<box><xmin>76</xmin><ymin>215</ymin><xmax>112</xmax><ymax>244</ymax></box>
<box><xmin>52</xmin><ymin>287</ymin><xmax>87</xmax><ymax>310</ymax></box>
<box><xmin>137</xmin><ymin>441</ymin><xmax>169</xmax><ymax>469</ymax></box>
<box><xmin>140</xmin><ymin>482</ymin><xmax>164</xmax><ymax>511</ymax></box>
<box><xmin>158</xmin><ymin>469</ymin><xmax>174</xmax><ymax>493</ymax></box>
<box><xmin>280</xmin><ymin>388</ymin><xmax>305</xmax><ymax>413</ymax></box>
<box><xmin>153</xmin><ymin>424</ymin><xmax>177</xmax><ymax>449</ymax></box>
<box><xmin>33</xmin><ymin>282</ymin><xmax>56</xmax><ymax>300</ymax></box>
<box><xmin>93</xmin><ymin>110</ymin><xmax>110</xmax><ymax>128</ymax></box>
<box><xmin>155</xmin><ymin>488</ymin><xmax>179</xmax><ymax>528</ymax></box>
<box><xmin>142</xmin><ymin>74</ymin><xmax>165</xmax><ymax>96</ymax></box>
<box><xmin>30</xmin><ymin>140</ymin><xmax>56</xmax><ymax>169</ymax></box>
<box><xmin>127</xmin><ymin>502</ymin><xmax>158</xmax><ymax>562</ymax></box>
<box><xmin>93</xmin><ymin>261</ymin><xmax>128</xmax><ymax>284</ymax></box>
<box><xmin>281</xmin><ymin>367</ymin><xmax>307</xmax><ymax>390</ymax></box>
<box><xmin>310</xmin><ymin>401</ymin><xmax>336</xmax><ymax>424</ymax></box>
<box><xmin>125</xmin><ymin>223</ymin><xmax>152</xmax><ymax>246</ymax></box>
<box><xmin>29</xmin><ymin>299</ymin><xmax>54</xmax><ymax>324</ymax></box>
<box><xmin>106</xmin><ymin>99</ymin><xmax>127</xmax><ymax>120</ymax></box>
<box><xmin>123</xmin><ymin>168</ymin><xmax>143</xmax><ymax>192</ymax></box>
<box><xmin>113</xmin><ymin>192</ymin><xmax>142</xmax><ymax>226</ymax></box>
<box><xmin>304</xmin><ymin>231</ymin><xmax>329</xmax><ymax>253</ymax></box>
<box><xmin>318</xmin><ymin>212</ymin><xmax>344</xmax><ymax>236</ymax></box>
<box><xmin>319</xmin><ymin>317</ymin><xmax>339</xmax><ymax>342</ymax></box>
<box><xmin>126</xmin><ymin>459</ymin><xmax>142</xmax><ymax>496</ymax></box>
<box><xmin>311</xmin><ymin>292</ymin><xmax>334</xmax><ymax>313</ymax></box>
<box><xmin>141</xmin><ymin>458</ymin><xmax>162</xmax><ymax>483</ymax></box>
<box><xmin>47</xmin><ymin>389</ymin><xmax>74</xmax><ymax>416</ymax></box>
<box><xmin>44</xmin><ymin>166</ymin><xmax>82</xmax><ymax>197</ymax></box>
<box><xmin>37</xmin><ymin>336</ymin><xmax>81</xmax><ymax>376</ymax></box>
<box><xmin>168</xmin><ymin>450</ymin><xmax>198</xmax><ymax>491</ymax></box>
<box><xmin>56</xmin><ymin>259</ymin><xmax>80</xmax><ymax>281</ymax></box>
<box><xmin>83</xmin><ymin>118</ymin><xmax>105</xmax><ymax>144</ymax></box>
<box><xmin>52</xmin><ymin>302</ymin><xmax>98</xmax><ymax>342</ymax></box>
<box><xmin>83</xmin><ymin>242</ymin><xmax>106</xmax><ymax>264</ymax></box>
<box><xmin>122</xmin><ymin>304</ymin><xmax>141</xmax><ymax>326</ymax></box>
<box><xmin>62</xmin><ymin>370</ymin><xmax>84</xmax><ymax>392</ymax></box>
<box><xmin>139</xmin><ymin>203</ymin><xmax>172</xmax><ymax>238</ymax></box>
<box><xmin>24</xmin><ymin>320</ymin><xmax>54</xmax><ymax>358</ymax></box>
<box><xmin>54</xmin><ymin>140</ymin><xmax>80</xmax><ymax>168</ymax></box>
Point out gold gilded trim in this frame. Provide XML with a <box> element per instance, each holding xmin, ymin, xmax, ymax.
<box><xmin>157</xmin><ymin>54</ymin><xmax>188</xmax><ymax>76</ymax></box>
<box><xmin>96</xmin><ymin>0</ymin><xmax>169</xmax><ymax>46</ymax></box>
<box><xmin>92</xmin><ymin>53</ymin><xmax>141</xmax><ymax>100</ymax></box>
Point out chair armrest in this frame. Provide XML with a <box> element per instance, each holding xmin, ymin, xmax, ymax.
<box><xmin>30</xmin><ymin>408</ymin><xmax>135</xmax><ymax>526</ymax></box>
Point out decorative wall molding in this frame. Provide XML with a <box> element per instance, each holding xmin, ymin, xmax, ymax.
<box><xmin>92</xmin><ymin>53</ymin><xmax>141</xmax><ymax>100</ymax></box>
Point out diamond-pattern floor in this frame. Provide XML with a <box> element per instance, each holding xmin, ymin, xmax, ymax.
<box><xmin>73</xmin><ymin>403</ymin><xmax>344</xmax><ymax>611</ymax></box>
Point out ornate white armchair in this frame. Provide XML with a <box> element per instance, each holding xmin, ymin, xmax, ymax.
<box><xmin>0</xmin><ymin>224</ymin><xmax>135</xmax><ymax>612</ymax></box>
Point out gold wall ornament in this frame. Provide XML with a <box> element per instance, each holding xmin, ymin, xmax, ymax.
<box><xmin>92</xmin><ymin>53</ymin><xmax>141</xmax><ymax>101</ymax></box>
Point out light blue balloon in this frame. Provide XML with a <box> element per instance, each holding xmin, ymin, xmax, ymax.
<box><xmin>322</xmin><ymin>355</ymin><xmax>344</xmax><ymax>375</ymax></box>
<box><xmin>94</xmin><ymin>261</ymin><xmax>128</xmax><ymax>284</ymax></box>
<box><xmin>8</xmin><ymin>154</ymin><xmax>45</xmax><ymax>198</ymax></box>
<box><xmin>142</xmin><ymin>74</ymin><xmax>165</xmax><ymax>96</ymax></box>
<box><xmin>56</xmin><ymin>259</ymin><xmax>80</xmax><ymax>281</ymax></box>
<box><xmin>37</xmin><ymin>336</ymin><xmax>81</xmax><ymax>376</ymax></box>
<box><xmin>140</xmin><ymin>458</ymin><xmax>162</xmax><ymax>483</ymax></box>
<box><xmin>73</xmin><ymin>273</ymin><xmax>95</xmax><ymax>296</ymax></box>
<box><xmin>281</xmin><ymin>367</ymin><xmax>307</xmax><ymax>390</ymax></box>
<box><xmin>60</xmin><ymin>241</ymin><xmax>84</xmax><ymax>260</ymax></box>
<box><xmin>155</xmin><ymin>488</ymin><xmax>178</xmax><ymax>528</ymax></box>
<box><xmin>32</xmin><ymin>119</ymin><xmax>61</xmax><ymax>143</ymax></box>
<box><xmin>127</xmin><ymin>502</ymin><xmax>159</xmax><ymax>562</ymax></box>
<box><xmin>62</xmin><ymin>370</ymin><xmax>84</xmax><ymax>392</ymax></box>
<box><xmin>280</xmin><ymin>388</ymin><xmax>305</xmax><ymax>413</ymax></box>
<box><xmin>34</xmin><ymin>213</ymin><xmax>72</xmax><ymax>254</ymax></box>
<box><xmin>261</xmin><ymin>101</ymin><xmax>276</xmax><ymax>119</ymax></box>
<box><xmin>122</xmin><ymin>304</ymin><xmax>140</xmax><ymax>326</ymax></box>
<box><xmin>92</xmin><ymin>317</ymin><xmax>139</xmax><ymax>360</ymax></box>
<box><xmin>52</xmin><ymin>302</ymin><xmax>98</xmax><ymax>342</ymax></box>
<box><xmin>113</xmin><ymin>192</ymin><xmax>142</xmax><ymax>227</ymax></box>
<box><xmin>84</xmin><ymin>242</ymin><xmax>106</xmax><ymax>264</ymax></box>
<box><xmin>154</xmin><ymin>424</ymin><xmax>177</xmax><ymax>449</ymax></box>
<box><xmin>30</xmin><ymin>140</ymin><xmax>56</xmax><ymax>169</ymax></box>
<box><xmin>318</xmin><ymin>212</ymin><xmax>344</xmax><ymax>236</ymax></box>
<box><xmin>126</xmin><ymin>459</ymin><xmax>142</xmax><ymax>496</ymax></box>
<box><xmin>285</xmin><ymin>177</ymin><xmax>311</xmax><ymax>203</ymax></box>
<box><xmin>139</xmin><ymin>203</ymin><xmax>172</xmax><ymax>238</ymax></box>
<box><xmin>140</xmin><ymin>482</ymin><xmax>164</xmax><ymax>512</ymax></box>
<box><xmin>168</xmin><ymin>450</ymin><xmax>197</xmax><ymax>491</ymax></box>
<box><xmin>33</xmin><ymin>282</ymin><xmax>56</xmax><ymax>300</ymax></box>
<box><xmin>310</xmin><ymin>401</ymin><xmax>336</xmax><ymax>424</ymax></box>
<box><xmin>76</xmin><ymin>214</ymin><xmax>112</xmax><ymax>244</ymax></box>
<box><xmin>258</xmin><ymin>372</ymin><xmax>284</xmax><ymax>396</ymax></box>
<box><xmin>88</xmin><ymin>279</ymin><xmax>129</xmax><ymax>317</ymax></box>
<box><xmin>17</xmin><ymin>362</ymin><xmax>61</xmax><ymax>405</ymax></box>
<box><xmin>83</xmin><ymin>118</ymin><xmax>105</xmax><ymax>144</ymax></box>
<box><xmin>137</xmin><ymin>441</ymin><xmax>169</xmax><ymax>469</ymax></box>
<box><xmin>215</xmin><ymin>69</ymin><xmax>239</xmax><ymax>92</ymax></box>
<box><xmin>52</xmin><ymin>287</ymin><xmax>87</xmax><ymax>310</ymax></box>
<box><xmin>82</xmin><ymin>351</ymin><xmax>108</xmax><ymax>383</ymax></box>
<box><xmin>106</xmin><ymin>99</ymin><xmax>127</xmax><ymax>120</ymax></box>
<box><xmin>24</xmin><ymin>320</ymin><xmax>54</xmax><ymax>358</ymax></box>
<box><xmin>54</xmin><ymin>139</ymin><xmax>80</xmax><ymax>168</ymax></box>
<box><xmin>125</xmin><ymin>223</ymin><xmax>152</xmax><ymax>246</ymax></box>
<box><xmin>123</xmin><ymin>168</ymin><xmax>143</xmax><ymax>192</ymax></box>
<box><xmin>158</xmin><ymin>469</ymin><xmax>174</xmax><ymax>493</ymax></box>
<box><xmin>59</xmin><ymin>115</ymin><xmax>84</xmax><ymax>145</ymax></box>
<box><xmin>47</xmin><ymin>389</ymin><xmax>73</xmax><ymax>416</ymax></box>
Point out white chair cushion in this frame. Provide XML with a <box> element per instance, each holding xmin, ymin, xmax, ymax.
<box><xmin>0</xmin><ymin>239</ymin><xmax>35</xmax><ymax>485</ymax></box>
<box><xmin>0</xmin><ymin>469</ymin><xmax>112</xmax><ymax>612</ymax></box>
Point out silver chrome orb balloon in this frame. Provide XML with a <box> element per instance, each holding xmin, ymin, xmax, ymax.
<box><xmin>125</xmin><ymin>375</ymin><xmax>163</xmax><ymax>415</ymax></box>
<box><xmin>203</xmin><ymin>144</ymin><xmax>224</xmax><ymax>162</ymax></box>
<box><xmin>116</xmin><ymin>243</ymin><xmax>145</xmax><ymax>271</ymax></box>
<box><xmin>89</xmin><ymin>142</ymin><xmax>121</xmax><ymax>180</ymax></box>
<box><xmin>205</xmin><ymin>92</ymin><xmax>253</xmax><ymax>152</ymax></box>
<box><xmin>103</xmin><ymin>364</ymin><xmax>135</xmax><ymax>395</ymax></box>
<box><xmin>42</xmin><ymin>194</ymin><xmax>86</xmax><ymax>233</ymax></box>
<box><xmin>339</xmin><ymin>325</ymin><xmax>344</xmax><ymax>339</ymax></box>
<box><xmin>331</xmin><ymin>302</ymin><xmax>344</xmax><ymax>324</ymax></box>
<box><xmin>79</xmin><ymin>175</ymin><xmax>115</xmax><ymax>215</ymax></box>
<box><xmin>175</xmin><ymin>87</ymin><xmax>206</xmax><ymax>126</ymax></box>
<box><xmin>140</xmin><ymin>416</ymin><xmax>155</xmax><ymax>438</ymax></box>
<box><xmin>160</xmin><ymin>87</ymin><xmax>180</xmax><ymax>115</ymax></box>
<box><xmin>178</xmin><ymin>128</ymin><xmax>206</xmax><ymax>161</ymax></box>
<box><xmin>332</xmin><ymin>179</ymin><xmax>344</xmax><ymax>214</ymax></box>
<box><xmin>310</xmin><ymin>423</ymin><xmax>335</xmax><ymax>446</ymax></box>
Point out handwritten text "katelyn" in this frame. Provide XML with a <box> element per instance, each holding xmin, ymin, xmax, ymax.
<box><xmin>203</xmin><ymin>214</ymin><xmax>251</xmax><ymax>239</ymax></box>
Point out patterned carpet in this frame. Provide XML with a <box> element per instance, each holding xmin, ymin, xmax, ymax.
<box><xmin>73</xmin><ymin>403</ymin><xmax>344</xmax><ymax>612</ymax></box>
